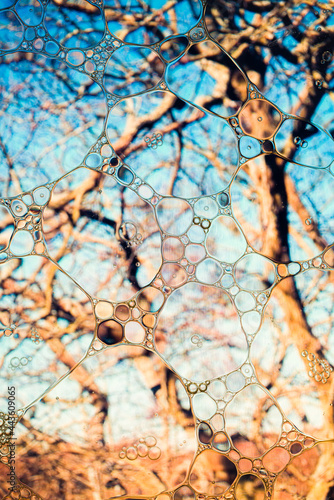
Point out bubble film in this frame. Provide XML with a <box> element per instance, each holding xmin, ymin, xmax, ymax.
<box><xmin>0</xmin><ymin>1</ymin><xmax>334</xmax><ymax>499</ymax></box>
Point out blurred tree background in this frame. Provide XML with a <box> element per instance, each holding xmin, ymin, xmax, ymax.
<box><xmin>0</xmin><ymin>1</ymin><xmax>334</xmax><ymax>499</ymax></box>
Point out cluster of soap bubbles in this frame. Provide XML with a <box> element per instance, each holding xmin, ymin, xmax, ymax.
<box><xmin>302</xmin><ymin>350</ymin><xmax>334</xmax><ymax>383</ymax></box>
<box><xmin>30</xmin><ymin>328</ymin><xmax>42</xmax><ymax>344</ymax></box>
<box><xmin>145</xmin><ymin>132</ymin><xmax>163</xmax><ymax>149</ymax></box>
<box><xmin>0</xmin><ymin>185</ymin><xmax>50</xmax><ymax>260</ymax></box>
<box><xmin>9</xmin><ymin>356</ymin><xmax>32</xmax><ymax>371</ymax></box>
<box><xmin>119</xmin><ymin>436</ymin><xmax>161</xmax><ymax>461</ymax></box>
<box><xmin>0</xmin><ymin>0</ymin><xmax>334</xmax><ymax>499</ymax></box>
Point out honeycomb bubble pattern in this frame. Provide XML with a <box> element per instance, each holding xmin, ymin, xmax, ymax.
<box><xmin>0</xmin><ymin>1</ymin><xmax>333</xmax><ymax>499</ymax></box>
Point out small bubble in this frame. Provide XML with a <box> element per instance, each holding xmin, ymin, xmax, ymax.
<box><xmin>10</xmin><ymin>357</ymin><xmax>20</xmax><ymax>367</ymax></box>
<box><xmin>126</xmin><ymin>446</ymin><xmax>138</xmax><ymax>460</ymax></box>
<box><xmin>189</xmin><ymin>27</ymin><xmax>206</xmax><ymax>41</ymax></box>
<box><xmin>145</xmin><ymin>435</ymin><xmax>157</xmax><ymax>447</ymax></box>
<box><xmin>322</xmin><ymin>50</ymin><xmax>332</xmax><ymax>62</ymax></box>
<box><xmin>191</xmin><ymin>334</ymin><xmax>201</xmax><ymax>344</ymax></box>
<box><xmin>305</xmin><ymin>218</ymin><xmax>312</xmax><ymax>225</ymax></box>
<box><xmin>257</xmin><ymin>116</ymin><xmax>262</xmax><ymax>121</ymax></box>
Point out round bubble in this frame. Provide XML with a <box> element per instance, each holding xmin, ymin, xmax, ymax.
<box><xmin>117</xmin><ymin>166</ymin><xmax>134</xmax><ymax>184</ymax></box>
<box><xmin>194</xmin><ymin>197</ymin><xmax>218</xmax><ymax>219</ymax></box>
<box><xmin>226</xmin><ymin>371</ymin><xmax>245</xmax><ymax>392</ymax></box>
<box><xmin>11</xmin><ymin>199</ymin><xmax>28</xmax><ymax>216</ymax></box>
<box><xmin>86</xmin><ymin>153</ymin><xmax>102</xmax><ymax>168</ymax></box>
<box><xmin>66</xmin><ymin>50</ymin><xmax>85</xmax><ymax>66</ymax></box>
<box><xmin>33</xmin><ymin>186</ymin><xmax>50</xmax><ymax>206</ymax></box>
<box><xmin>10</xmin><ymin>230</ymin><xmax>34</xmax><ymax>256</ymax></box>
<box><xmin>45</xmin><ymin>40</ymin><xmax>59</xmax><ymax>55</ymax></box>
<box><xmin>196</xmin><ymin>258</ymin><xmax>222</xmax><ymax>284</ymax></box>
<box><xmin>239</xmin><ymin>135</ymin><xmax>262</xmax><ymax>158</ymax></box>
<box><xmin>217</xmin><ymin>192</ymin><xmax>229</xmax><ymax>207</ymax></box>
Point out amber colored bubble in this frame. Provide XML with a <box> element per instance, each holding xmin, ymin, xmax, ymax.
<box><xmin>238</xmin><ymin>457</ymin><xmax>253</xmax><ymax>472</ymax></box>
<box><xmin>148</xmin><ymin>446</ymin><xmax>161</xmax><ymax>460</ymax></box>
<box><xmin>198</xmin><ymin>422</ymin><xmax>213</xmax><ymax>444</ymax></box>
<box><xmin>137</xmin><ymin>443</ymin><xmax>148</xmax><ymax>457</ymax></box>
<box><xmin>34</xmin><ymin>241</ymin><xmax>45</xmax><ymax>253</ymax></box>
<box><xmin>287</xmin><ymin>431</ymin><xmax>297</xmax><ymax>441</ymax></box>
<box><xmin>142</xmin><ymin>314</ymin><xmax>155</xmax><ymax>328</ymax></box>
<box><xmin>262</xmin><ymin>447</ymin><xmax>290</xmax><ymax>472</ymax></box>
<box><xmin>115</xmin><ymin>304</ymin><xmax>130</xmax><ymax>321</ymax></box>
<box><xmin>323</xmin><ymin>246</ymin><xmax>334</xmax><ymax>267</ymax></box>
<box><xmin>239</xmin><ymin>99</ymin><xmax>282</xmax><ymax>139</ymax></box>
<box><xmin>277</xmin><ymin>264</ymin><xmax>288</xmax><ymax>277</ymax></box>
<box><xmin>97</xmin><ymin>320</ymin><xmax>123</xmax><ymax>345</ymax></box>
<box><xmin>145</xmin><ymin>436</ymin><xmax>157</xmax><ymax>447</ymax></box>
<box><xmin>20</xmin><ymin>488</ymin><xmax>31</xmax><ymax>497</ymax></box>
<box><xmin>126</xmin><ymin>446</ymin><xmax>138</xmax><ymax>460</ymax></box>
<box><xmin>290</xmin><ymin>442</ymin><xmax>303</xmax><ymax>454</ymax></box>
<box><xmin>229</xmin><ymin>450</ymin><xmax>240</xmax><ymax>461</ymax></box>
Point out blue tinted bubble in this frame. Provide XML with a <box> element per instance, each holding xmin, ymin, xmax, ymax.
<box><xmin>86</xmin><ymin>153</ymin><xmax>102</xmax><ymax>168</ymax></box>
<box><xmin>45</xmin><ymin>40</ymin><xmax>59</xmax><ymax>55</ymax></box>
<box><xmin>25</xmin><ymin>26</ymin><xmax>35</xmax><ymax>40</ymax></box>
